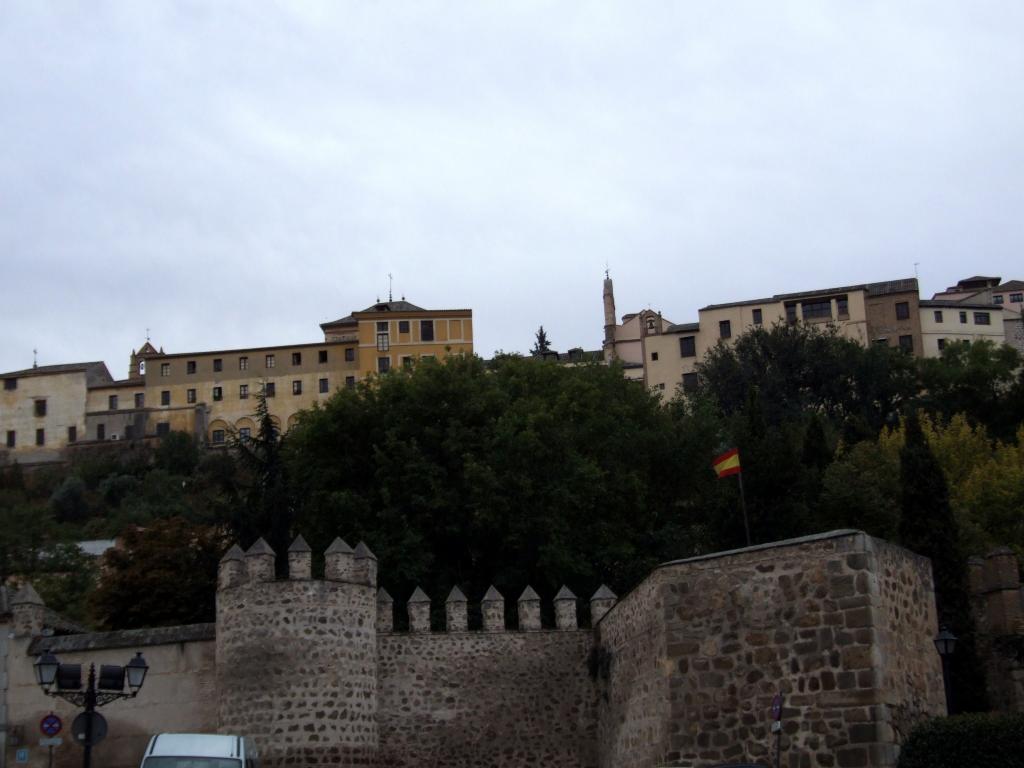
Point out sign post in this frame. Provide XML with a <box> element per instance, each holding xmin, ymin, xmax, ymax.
<box><xmin>40</xmin><ymin>712</ymin><xmax>63</xmax><ymax>768</ymax></box>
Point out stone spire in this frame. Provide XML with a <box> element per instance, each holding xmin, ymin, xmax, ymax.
<box><xmin>377</xmin><ymin>588</ymin><xmax>394</xmax><ymax>633</ymax></box>
<box><xmin>518</xmin><ymin>586</ymin><xmax>541</xmax><ymax>631</ymax></box>
<box><xmin>446</xmin><ymin>586</ymin><xmax>468</xmax><ymax>632</ymax></box>
<box><xmin>288</xmin><ymin>535</ymin><xmax>312</xmax><ymax>579</ymax></box>
<box><xmin>603</xmin><ymin>271</ymin><xmax>618</xmax><ymax>361</ymax></box>
<box><xmin>481</xmin><ymin>586</ymin><xmax>505</xmax><ymax>632</ymax></box>
<box><xmin>554</xmin><ymin>585</ymin><xmax>578</xmax><ymax>630</ymax></box>
<box><xmin>590</xmin><ymin>584</ymin><xmax>617</xmax><ymax>625</ymax></box>
<box><xmin>325</xmin><ymin>537</ymin><xmax>355</xmax><ymax>581</ymax></box>
<box><xmin>12</xmin><ymin>582</ymin><xmax>46</xmax><ymax>637</ymax></box>
<box><xmin>218</xmin><ymin>545</ymin><xmax>246</xmax><ymax>590</ymax></box>
<box><xmin>408</xmin><ymin>587</ymin><xmax>431</xmax><ymax>633</ymax></box>
<box><xmin>354</xmin><ymin>542</ymin><xmax>378</xmax><ymax>587</ymax></box>
<box><xmin>245</xmin><ymin>538</ymin><xmax>276</xmax><ymax>583</ymax></box>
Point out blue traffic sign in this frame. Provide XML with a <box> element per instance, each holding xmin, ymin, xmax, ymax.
<box><xmin>40</xmin><ymin>713</ymin><xmax>63</xmax><ymax>736</ymax></box>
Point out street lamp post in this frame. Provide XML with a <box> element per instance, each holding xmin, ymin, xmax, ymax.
<box><xmin>34</xmin><ymin>650</ymin><xmax>149</xmax><ymax>768</ymax></box>
<box><xmin>933</xmin><ymin>626</ymin><xmax>957</xmax><ymax>715</ymax></box>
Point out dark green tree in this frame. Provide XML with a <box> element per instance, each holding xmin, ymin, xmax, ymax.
<box><xmin>155</xmin><ymin>430</ymin><xmax>200</xmax><ymax>475</ymax></box>
<box><xmin>531</xmin><ymin>326</ymin><xmax>552</xmax><ymax>355</ymax></box>
<box><xmin>898</xmin><ymin>412</ymin><xmax>987</xmax><ymax>712</ymax></box>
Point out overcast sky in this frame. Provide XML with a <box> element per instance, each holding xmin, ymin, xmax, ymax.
<box><xmin>2</xmin><ymin>1</ymin><xmax>1023</xmax><ymax>376</ymax></box>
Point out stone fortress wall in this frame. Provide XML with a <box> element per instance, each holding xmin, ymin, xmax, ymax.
<box><xmin>2</xmin><ymin>530</ymin><xmax>957</xmax><ymax>768</ymax></box>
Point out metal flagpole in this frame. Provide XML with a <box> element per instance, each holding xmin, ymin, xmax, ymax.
<box><xmin>736</xmin><ymin>471</ymin><xmax>751</xmax><ymax>547</ymax></box>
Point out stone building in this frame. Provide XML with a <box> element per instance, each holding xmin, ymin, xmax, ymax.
<box><xmin>2</xmin><ymin>530</ymin><xmax>956</xmax><ymax>768</ymax></box>
<box><xmin>0</xmin><ymin>299</ymin><xmax>472</xmax><ymax>465</ymax></box>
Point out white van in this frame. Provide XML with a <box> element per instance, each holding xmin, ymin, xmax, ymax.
<box><xmin>140</xmin><ymin>733</ymin><xmax>259</xmax><ymax>768</ymax></box>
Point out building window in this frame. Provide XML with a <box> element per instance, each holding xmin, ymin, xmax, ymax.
<box><xmin>135</xmin><ymin>392</ymin><xmax>144</xmax><ymax>408</ymax></box>
<box><xmin>895</xmin><ymin>302</ymin><xmax>910</xmax><ymax>321</ymax></box>
<box><xmin>752</xmin><ymin>309</ymin><xmax>763</xmax><ymax>325</ymax></box>
<box><xmin>837</xmin><ymin>297</ymin><xmax>849</xmax><ymax>318</ymax></box>
<box><xmin>802</xmin><ymin>300</ymin><xmax>832</xmax><ymax>320</ymax></box>
<box><xmin>109</xmin><ymin>395</ymin><xmax>118</xmax><ymax>411</ymax></box>
<box><xmin>265</xmin><ymin>354</ymin><xmax>275</xmax><ymax>368</ymax></box>
<box><xmin>657</xmin><ymin>382</ymin><xmax>665</xmax><ymax>390</ymax></box>
<box><xmin>345</xmin><ymin>376</ymin><xmax>356</xmax><ymax>389</ymax></box>
<box><xmin>292</xmin><ymin>380</ymin><xmax>302</xmax><ymax>395</ymax></box>
<box><xmin>682</xmin><ymin>373</ymin><xmax>698</xmax><ymax>392</ymax></box>
<box><xmin>377</xmin><ymin>320</ymin><xmax>388</xmax><ymax>333</ymax></box>
<box><xmin>67</xmin><ymin>426</ymin><xmax>77</xmax><ymax>443</ymax></box>
<box><xmin>264</xmin><ymin>382</ymin><xmax>276</xmax><ymax>397</ymax></box>
<box><xmin>719</xmin><ymin>320</ymin><xmax>731</xmax><ymax>339</ymax></box>
<box><xmin>1010</xmin><ymin>293</ymin><xmax>1023</xmax><ymax>303</ymax></box>
<box><xmin>187</xmin><ymin>360</ymin><xmax>197</xmax><ymax>374</ymax></box>
<box><xmin>292</xmin><ymin>352</ymin><xmax>302</xmax><ymax>365</ymax></box>
<box><xmin>97</xmin><ymin>424</ymin><xmax>105</xmax><ymax>440</ymax></box>
<box><xmin>934</xmin><ymin>310</ymin><xmax>944</xmax><ymax>323</ymax></box>
<box><xmin>187</xmin><ymin>389</ymin><xmax>196</xmax><ymax>404</ymax></box>
<box><xmin>3</xmin><ymin>378</ymin><xmax>16</xmax><ymax>390</ymax></box>
<box><xmin>239</xmin><ymin>427</ymin><xmax>251</xmax><ymax>440</ymax></box>
<box><xmin>378</xmin><ymin>357</ymin><xmax>391</xmax><ymax>373</ymax></box>
<box><xmin>161</xmin><ymin>363</ymin><xmax>170</xmax><ymax>376</ymax></box>
<box><xmin>785</xmin><ymin>303</ymin><xmax>798</xmax><ymax>324</ymax></box>
<box><xmin>938</xmin><ymin>338</ymin><xmax>947</xmax><ymax>351</ymax></box>
<box><xmin>974</xmin><ymin>312</ymin><xmax>991</xmax><ymax>325</ymax></box>
<box><xmin>959</xmin><ymin>311</ymin><xmax>968</xmax><ymax>324</ymax></box>
<box><xmin>239</xmin><ymin>384</ymin><xmax>249</xmax><ymax>399</ymax></box>
<box><xmin>213</xmin><ymin>358</ymin><xmax>223</xmax><ymax>372</ymax></box>
<box><xmin>402</xmin><ymin>356</ymin><xmax>413</xmax><ymax>369</ymax></box>
<box><xmin>421</xmin><ymin>320</ymin><xmax>434</xmax><ymax>341</ymax></box>
<box><xmin>899</xmin><ymin>335</ymin><xmax>914</xmax><ymax>353</ymax></box>
<box><xmin>36</xmin><ymin>428</ymin><xmax>45</xmax><ymax>446</ymax></box>
<box><xmin>421</xmin><ymin>354</ymin><xmax>435</xmax><ymax>361</ymax></box>
<box><xmin>34</xmin><ymin>399</ymin><xmax>47</xmax><ymax>417</ymax></box>
<box><xmin>318</xmin><ymin>350</ymin><xmax>328</xmax><ymax>363</ymax></box>
<box><xmin>319</xmin><ymin>377</ymin><xmax>329</xmax><ymax>393</ymax></box>
<box><xmin>344</xmin><ymin>348</ymin><xmax>355</xmax><ymax>362</ymax></box>
<box><xmin>156</xmin><ymin>422</ymin><xmax>170</xmax><ymax>437</ymax></box>
<box><xmin>873</xmin><ymin>338</ymin><xmax>888</xmax><ymax>347</ymax></box>
<box><xmin>239</xmin><ymin>356</ymin><xmax>249</xmax><ymax>370</ymax></box>
<box><xmin>212</xmin><ymin>429</ymin><xmax>226</xmax><ymax>445</ymax></box>
<box><xmin>5</xmin><ymin>430</ymin><xmax>14</xmax><ymax>448</ymax></box>
<box><xmin>399</xmin><ymin>320</ymin><xmax>410</xmax><ymax>333</ymax></box>
<box><xmin>993</xmin><ymin>294</ymin><xmax>1004</xmax><ymax>304</ymax></box>
<box><xmin>377</xmin><ymin>333</ymin><xmax>390</xmax><ymax>352</ymax></box>
<box><xmin>651</xmin><ymin>351</ymin><xmax>659</xmax><ymax>361</ymax></box>
<box><xmin>213</xmin><ymin>387</ymin><xmax>223</xmax><ymax>401</ymax></box>
<box><xmin>161</xmin><ymin>390</ymin><xmax>170</xmax><ymax>406</ymax></box>
<box><xmin>679</xmin><ymin>337</ymin><xmax>696</xmax><ymax>357</ymax></box>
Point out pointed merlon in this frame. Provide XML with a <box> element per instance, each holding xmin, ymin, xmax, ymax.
<box><xmin>482</xmin><ymin>585</ymin><xmax>504</xmax><ymax>602</ymax></box>
<box><xmin>591</xmin><ymin>584</ymin><xmax>617</xmax><ymax>600</ymax></box>
<box><xmin>446</xmin><ymin>585</ymin><xmax>467</xmax><ymax>603</ymax></box>
<box><xmin>12</xmin><ymin>582</ymin><xmax>44</xmax><ymax>606</ymax></box>
<box><xmin>288</xmin><ymin>535</ymin><xmax>311</xmax><ymax>553</ymax></box>
<box><xmin>220</xmin><ymin>544</ymin><xmax>244</xmax><ymax>563</ymax></box>
<box><xmin>519</xmin><ymin>585</ymin><xmax>540</xmax><ymax>602</ymax></box>
<box><xmin>377</xmin><ymin>587</ymin><xmax>393</xmax><ymax>603</ymax></box>
<box><xmin>554</xmin><ymin>585</ymin><xmax>577</xmax><ymax>600</ymax></box>
<box><xmin>246</xmin><ymin>537</ymin><xmax>275</xmax><ymax>556</ymax></box>
<box><xmin>354</xmin><ymin>541</ymin><xmax>377</xmax><ymax>560</ymax></box>
<box><xmin>325</xmin><ymin>537</ymin><xmax>353</xmax><ymax>554</ymax></box>
<box><xmin>409</xmin><ymin>586</ymin><xmax>431</xmax><ymax>603</ymax></box>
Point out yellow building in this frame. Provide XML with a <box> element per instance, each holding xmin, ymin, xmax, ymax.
<box><xmin>0</xmin><ymin>298</ymin><xmax>472</xmax><ymax>464</ymax></box>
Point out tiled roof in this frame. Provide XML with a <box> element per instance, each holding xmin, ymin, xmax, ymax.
<box><xmin>920</xmin><ymin>300</ymin><xmax>1003</xmax><ymax>311</ymax></box>
<box><xmin>701</xmin><ymin>278</ymin><xmax>917</xmax><ymax>311</ymax></box>
<box><xmin>358</xmin><ymin>300</ymin><xmax>426</xmax><ymax>313</ymax></box>
<box><xmin>665</xmin><ymin>322</ymin><xmax>700</xmax><ymax>333</ymax></box>
<box><xmin>0</xmin><ymin>361</ymin><xmax>109</xmax><ymax>379</ymax></box>
<box><xmin>996</xmin><ymin>280</ymin><xmax>1024</xmax><ymax>291</ymax></box>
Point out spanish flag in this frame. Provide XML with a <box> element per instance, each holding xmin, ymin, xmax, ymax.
<box><xmin>712</xmin><ymin>448</ymin><xmax>741</xmax><ymax>478</ymax></box>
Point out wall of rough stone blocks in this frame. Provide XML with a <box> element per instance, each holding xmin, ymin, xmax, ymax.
<box><xmin>377</xmin><ymin>630</ymin><xmax>598</xmax><ymax>767</ymax></box>
<box><xmin>597</xmin><ymin>531</ymin><xmax>945</xmax><ymax>768</ymax></box>
<box><xmin>217</xmin><ymin>578</ymin><xmax>378</xmax><ymax>767</ymax></box>
<box><xmin>969</xmin><ymin>547</ymin><xmax>1024</xmax><ymax>713</ymax></box>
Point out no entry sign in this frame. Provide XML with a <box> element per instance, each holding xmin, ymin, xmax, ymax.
<box><xmin>40</xmin><ymin>713</ymin><xmax>63</xmax><ymax>737</ymax></box>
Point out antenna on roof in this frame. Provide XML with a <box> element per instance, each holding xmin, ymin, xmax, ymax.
<box><xmin>914</xmin><ymin>262</ymin><xmax>920</xmax><ymax>279</ymax></box>
<box><xmin>146</xmin><ymin>327</ymin><xmax>151</xmax><ymax>342</ymax></box>
<box><xmin>605</xmin><ymin>262</ymin><xmax>610</xmax><ymax>279</ymax></box>
<box><xmin>33</xmin><ymin>348</ymin><xmax>38</xmax><ymax>368</ymax></box>
<box><xmin>388</xmin><ymin>273</ymin><xmax>393</xmax><ymax>302</ymax></box>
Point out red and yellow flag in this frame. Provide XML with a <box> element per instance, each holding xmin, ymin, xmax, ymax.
<box><xmin>712</xmin><ymin>448</ymin><xmax>741</xmax><ymax>478</ymax></box>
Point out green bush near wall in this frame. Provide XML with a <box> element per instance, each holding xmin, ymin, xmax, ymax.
<box><xmin>898</xmin><ymin>713</ymin><xmax>1024</xmax><ymax>768</ymax></box>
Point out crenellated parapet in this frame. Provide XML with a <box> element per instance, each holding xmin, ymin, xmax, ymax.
<box><xmin>216</xmin><ymin>536</ymin><xmax>378</xmax><ymax>591</ymax></box>
<box><xmin>375</xmin><ymin>583</ymin><xmax>617</xmax><ymax>633</ymax></box>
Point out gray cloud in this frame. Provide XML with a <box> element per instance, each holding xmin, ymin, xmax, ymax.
<box><xmin>2</xmin><ymin>1</ymin><xmax>1023</xmax><ymax>373</ymax></box>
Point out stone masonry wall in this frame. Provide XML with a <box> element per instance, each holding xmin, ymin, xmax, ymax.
<box><xmin>217</xmin><ymin>570</ymin><xmax>378</xmax><ymax>767</ymax></box>
<box><xmin>597</xmin><ymin>531</ymin><xmax>945</xmax><ymax>768</ymax></box>
<box><xmin>377</xmin><ymin>631</ymin><xmax>597</xmax><ymax>768</ymax></box>
<box><xmin>596</xmin><ymin>570</ymin><xmax>671</xmax><ymax>768</ymax></box>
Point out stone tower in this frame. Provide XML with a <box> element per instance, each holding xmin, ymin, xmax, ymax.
<box><xmin>216</xmin><ymin>536</ymin><xmax>379</xmax><ymax>767</ymax></box>
<box><xmin>603</xmin><ymin>272</ymin><xmax>617</xmax><ymax>362</ymax></box>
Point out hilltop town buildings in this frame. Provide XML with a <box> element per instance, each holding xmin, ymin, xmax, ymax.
<box><xmin>0</xmin><ymin>299</ymin><xmax>472</xmax><ymax>465</ymax></box>
<box><xmin>604</xmin><ymin>274</ymin><xmax>1017</xmax><ymax>394</ymax></box>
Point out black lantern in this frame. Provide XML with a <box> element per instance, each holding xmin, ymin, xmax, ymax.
<box><xmin>34</xmin><ymin>652</ymin><xmax>59</xmax><ymax>688</ymax></box>
<box><xmin>126</xmin><ymin>652</ymin><xmax>149</xmax><ymax>693</ymax></box>
<box><xmin>934</xmin><ymin>627</ymin><xmax>957</xmax><ymax>657</ymax></box>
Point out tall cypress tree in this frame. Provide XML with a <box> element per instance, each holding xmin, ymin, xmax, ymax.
<box><xmin>898</xmin><ymin>411</ymin><xmax>988</xmax><ymax>712</ymax></box>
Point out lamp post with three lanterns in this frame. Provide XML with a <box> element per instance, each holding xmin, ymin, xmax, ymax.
<box><xmin>33</xmin><ymin>650</ymin><xmax>149</xmax><ymax>768</ymax></box>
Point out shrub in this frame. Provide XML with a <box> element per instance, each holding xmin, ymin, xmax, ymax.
<box><xmin>898</xmin><ymin>712</ymin><xmax>1024</xmax><ymax>768</ymax></box>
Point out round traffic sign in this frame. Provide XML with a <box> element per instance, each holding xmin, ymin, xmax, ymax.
<box><xmin>40</xmin><ymin>713</ymin><xmax>62</xmax><ymax>737</ymax></box>
<box><xmin>71</xmin><ymin>712</ymin><xmax>107</xmax><ymax>747</ymax></box>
